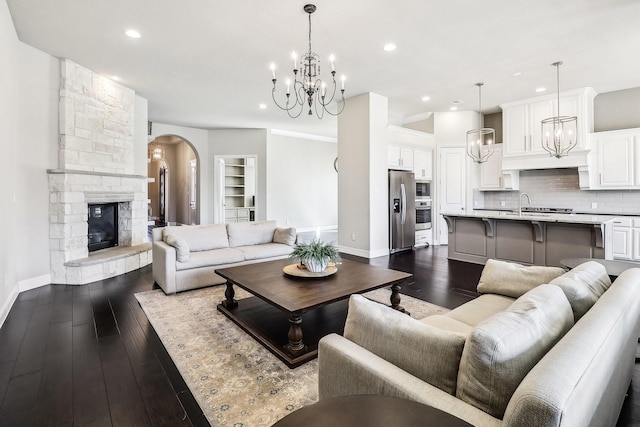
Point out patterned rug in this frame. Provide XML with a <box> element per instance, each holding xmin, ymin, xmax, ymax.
<box><xmin>135</xmin><ymin>285</ymin><xmax>449</xmax><ymax>426</ymax></box>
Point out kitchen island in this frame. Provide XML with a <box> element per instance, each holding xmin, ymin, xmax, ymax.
<box><xmin>442</xmin><ymin>211</ymin><xmax>616</xmax><ymax>267</ymax></box>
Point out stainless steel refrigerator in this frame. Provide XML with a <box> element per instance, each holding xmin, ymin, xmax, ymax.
<box><xmin>389</xmin><ymin>170</ymin><xmax>416</xmax><ymax>253</ymax></box>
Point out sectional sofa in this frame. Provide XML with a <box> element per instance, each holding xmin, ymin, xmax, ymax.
<box><xmin>152</xmin><ymin>220</ymin><xmax>296</xmax><ymax>294</ymax></box>
<box><xmin>318</xmin><ymin>260</ymin><xmax>640</xmax><ymax>426</ymax></box>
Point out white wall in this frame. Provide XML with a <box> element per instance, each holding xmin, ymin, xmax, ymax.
<box><xmin>267</xmin><ymin>131</ymin><xmax>338</xmax><ymax>231</ymax></box>
<box><xmin>337</xmin><ymin>92</ymin><xmax>389</xmax><ymax>258</ymax></box>
<box><xmin>1</xmin><ymin>0</ymin><xmax>59</xmax><ymax>326</ymax></box>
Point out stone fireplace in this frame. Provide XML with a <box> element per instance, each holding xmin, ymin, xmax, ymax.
<box><xmin>48</xmin><ymin>60</ymin><xmax>151</xmax><ymax>285</ymax></box>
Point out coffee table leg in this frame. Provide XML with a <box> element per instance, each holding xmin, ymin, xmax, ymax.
<box><xmin>285</xmin><ymin>312</ymin><xmax>307</xmax><ymax>357</ymax></box>
<box><xmin>390</xmin><ymin>284</ymin><xmax>410</xmax><ymax>316</ymax></box>
<box><xmin>221</xmin><ymin>281</ymin><xmax>238</xmax><ymax>308</ymax></box>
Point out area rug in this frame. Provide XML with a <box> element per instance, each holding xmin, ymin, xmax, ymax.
<box><xmin>135</xmin><ymin>285</ymin><xmax>449</xmax><ymax>426</ymax></box>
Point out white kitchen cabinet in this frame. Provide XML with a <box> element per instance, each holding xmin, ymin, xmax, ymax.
<box><xmin>415</xmin><ymin>229</ymin><xmax>432</xmax><ymax>247</ymax></box>
<box><xmin>500</xmin><ymin>88</ymin><xmax>596</xmax><ymax>169</ymax></box>
<box><xmin>388</xmin><ymin>144</ymin><xmax>413</xmax><ymax>170</ymax></box>
<box><xmin>477</xmin><ymin>146</ymin><xmax>519</xmax><ymax>191</ymax></box>
<box><xmin>503</xmin><ymin>100</ymin><xmax>553</xmax><ymax>156</ymax></box>
<box><xmin>634</xmin><ymin>228</ymin><xmax>640</xmax><ymax>261</ymax></box>
<box><xmin>611</xmin><ymin>217</ymin><xmax>640</xmax><ymax>261</ymax></box>
<box><xmin>589</xmin><ymin>128</ymin><xmax>640</xmax><ymax>189</ymax></box>
<box><xmin>413</xmin><ymin>149</ymin><xmax>433</xmax><ymax>180</ymax></box>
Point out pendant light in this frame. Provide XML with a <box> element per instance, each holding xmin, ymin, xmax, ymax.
<box><xmin>541</xmin><ymin>61</ymin><xmax>578</xmax><ymax>158</ymax></box>
<box><xmin>466</xmin><ymin>82</ymin><xmax>495</xmax><ymax>163</ymax></box>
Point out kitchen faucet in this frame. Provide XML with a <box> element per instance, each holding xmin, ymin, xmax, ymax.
<box><xmin>518</xmin><ymin>193</ymin><xmax>532</xmax><ymax>216</ymax></box>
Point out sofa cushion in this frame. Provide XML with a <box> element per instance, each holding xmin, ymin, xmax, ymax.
<box><xmin>446</xmin><ymin>294</ymin><xmax>515</xmax><ymax>327</ymax></box>
<box><xmin>235</xmin><ymin>243</ymin><xmax>293</xmax><ymax>261</ymax></box>
<box><xmin>227</xmin><ymin>221</ymin><xmax>277</xmax><ymax>247</ymax></box>
<box><xmin>456</xmin><ymin>284</ymin><xmax>574</xmax><ymax>419</ymax></box>
<box><xmin>344</xmin><ymin>294</ymin><xmax>466</xmax><ymax>395</ymax></box>
<box><xmin>477</xmin><ymin>259</ymin><xmax>566</xmax><ymax>298</ymax></box>
<box><xmin>273</xmin><ymin>227</ymin><xmax>297</xmax><ymax>246</ymax></box>
<box><xmin>549</xmin><ymin>261</ymin><xmax>611</xmax><ymax>321</ymax></box>
<box><xmin>165</xmin><ymin>234</ymin><xmax>189</xmax><ymax>262</ymax></box>
<box><xmin>175</xmin><ymin>248</ymin><xmax>245</xmax><ymax>271</ymax></box>
<box><xmin>420</xmin><ymin>315</ymin><xmax>475</xmax><ymax>337</ymax></box>
<box><xmin>163</xmin><ymin>224</ymin><xmax>229</xmax><ymax>252</ymax></box>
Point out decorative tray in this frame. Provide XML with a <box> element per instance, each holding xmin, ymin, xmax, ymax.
<box><xmin>282</xmin><ymin>263</ymin><xmax>338</xmax><ymax>279</ymax></box>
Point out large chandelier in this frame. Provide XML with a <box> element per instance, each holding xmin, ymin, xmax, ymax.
<box><xmin>466</xmin><ymin>83</ymin><xmax>495</xmax><ymax>163</ymax></box>
<box><xmin>541</xmin><ymin>61</ymin><xmax>577</xmax><ymax>158</ymax></box>
<box><xmin>270</xmin><ymin>4</ymin><xmax>346</xmax><ymax>118</ymax></box>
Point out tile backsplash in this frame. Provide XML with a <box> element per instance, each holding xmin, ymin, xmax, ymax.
<box><xmin>481</xmin><ymin>168</ymin><xmax>640</xmax><ymax>215</ymax></box>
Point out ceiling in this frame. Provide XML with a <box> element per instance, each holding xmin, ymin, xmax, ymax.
<box><xmin>7</xmin><ymin>0</ymin><xmax>640</xmax><ymax>138</ymax></box>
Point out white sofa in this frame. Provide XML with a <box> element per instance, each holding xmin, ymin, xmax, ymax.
<box><xmin>152</xmin><ymin>220</ymin><xmax>296</xmax><ymax>294</ymax></box>
<box><xmin>318</xmin><ymin>260</ymin><xmax>640</xmax><ymax>427</ymax></box>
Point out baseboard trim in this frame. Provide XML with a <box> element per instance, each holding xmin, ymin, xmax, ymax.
<box><xmin>338</xmin><ymin>246</ymin><xmax>374</xmax><ymax>259</ymax></box>
<box><xmin>0</xmin><ymin>286</ymin><xmax>19</xmax><ymax>329</ymax></box>
<box><xmin>18</xmin><ymin>274</ymin><xmax>51</xmax><ymax>293</ymax></box>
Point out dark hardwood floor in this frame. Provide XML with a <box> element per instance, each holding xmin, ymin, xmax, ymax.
<box><xmin>0</xmin><ymin>245</ymin><xmax>637</xmax><ymax>426</ymax></box>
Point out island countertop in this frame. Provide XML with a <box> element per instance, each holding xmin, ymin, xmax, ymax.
<box><xmin>443</xmin><ymin>210</ymin><xmax>618</xmax><ymax>225</ymax></box>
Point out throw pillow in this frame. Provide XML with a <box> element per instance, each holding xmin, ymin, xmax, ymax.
<box><xmin>164</xmin><ymin>234</ymin><xmax>190</xmax><ymax>262</ymax></box>
<box><xmin>456</xmin><ymin>284</ymin><xmax>574</xmax><ymax>419</ymax></box>
<box><xmin>477</xmin><ymin>259</ymin><xmax>566</xmax><ymax>298</ymax></box>
<box><xmin>344</xmin><ymin>294</ymin><xmax>466</xmax><ymax>395</ymax></box>
<box><xmin>227</xmin><ymin>220</ymin><xmax>277</xmax><ymax>247</ymax></box>
<box><xmin>549</xmin><ymin>261</ymin><xmax>611</xmax><ymax>321</ymax></box>
<box><xmin>273</xmin><ymin>227</ymin><xmax>297</xmax><ymax>246</ymax></box>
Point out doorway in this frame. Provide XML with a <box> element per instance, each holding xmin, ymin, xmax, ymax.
<box><xmin>148</xmin><ymin>135</ymin><xmax>200</xmax><ymax>226</ymax></box>
<box><xmin>214</xmin><ymin>155</ymin><xmax>258</xmax><ymax>224</ymax></box>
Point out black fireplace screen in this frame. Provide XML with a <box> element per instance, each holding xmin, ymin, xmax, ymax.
<box><xmin>87</xmin><ymin>203</ymin><xmax>118</xmax><ymax>252</ymax></box>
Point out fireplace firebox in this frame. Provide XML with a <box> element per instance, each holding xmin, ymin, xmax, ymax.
<box><xmin>87</xmin><ymin>203</ymin><xmax>118</xmax><ymax>252</ymax></box>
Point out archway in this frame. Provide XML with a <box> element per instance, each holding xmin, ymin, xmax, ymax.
<box><xmin>148</xmin><ymin>135</ymin><xmax>200</xmax><ymax>226</ymax></box>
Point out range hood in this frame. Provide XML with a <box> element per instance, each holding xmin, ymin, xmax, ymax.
<box><xmin>502</xmin><ymin>160</ymin><xmax>592</xmax><ymax>190</ymax></box>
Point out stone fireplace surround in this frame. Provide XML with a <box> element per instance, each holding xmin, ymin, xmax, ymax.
<box><xmin>48</xmin><ymin>59</ymin><xmax>151</xmax><ymax>285</ymax></box>
<box><xmin>48</xmin><ymin>169</ymin><xmax>150</xmax><ymax>285</ymax></box>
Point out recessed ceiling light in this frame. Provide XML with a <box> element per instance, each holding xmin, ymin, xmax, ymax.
<box><xmin>450</xmin><ymin>106</ymin><xmax>458</xmax><ymax>111</ymax></box>
<box><xmin>512</xmin><ymin>71</ymin><xmax>523</xmax><ymax>77</ymax></box>
<box><xmin>536</xmin><ymin>87</ymin><xmax>547</xmax><ymax>93</ymax></box>
<box><xmin>258</xmin><ymin>103</ymin><xmax>267</xmax><ymax>110</ymax></box>
<box><xmin>421</xmin><ymin>96</ymin><xmax>431</xmax><ymax>102</ymax></box>
<box><xmin>111</xmin><ymin>75</ymin><xmax>121</xmax><ymax>81</ymax></box>
<box><xmin>450</xmin><ymin>100</ymin><xmax>464</xmax><ymax>105</ymax></box>
<box><xmin>125</xmin><ymin>29</ymin><xmax>141</xmax><ymax>39</ymax></box>
<box><xmin>383</xmin><ymin>43</ymin><xmax>396</xmax><ymax>52</ymax></box>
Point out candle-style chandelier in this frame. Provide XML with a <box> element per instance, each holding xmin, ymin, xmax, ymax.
<box><xmin>270</xmin><ymin>4</ymin><xmax>346</xmax><ymax>118</ymax></box>
<box><xmin>541</xmin><ymin>61</ymin><xmax>578</xmax><ymax>158</ymax></box>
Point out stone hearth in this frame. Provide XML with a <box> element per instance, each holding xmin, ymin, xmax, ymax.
<box><xmin>48</xmin><ymin>60</ymin><xmax>150</xmax><ymax>285</ymax></box>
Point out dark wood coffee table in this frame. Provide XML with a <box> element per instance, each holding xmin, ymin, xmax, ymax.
<box><xmin>272</xmin><ymin>395</ymin><xmax>473</xmax><ymax>426</ymax></box>
<box><xmin>215</xmin><ymin>258</ymin><xmax>413</xmax><ymax>368</ymax></box>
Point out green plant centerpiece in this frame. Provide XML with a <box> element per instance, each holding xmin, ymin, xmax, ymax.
<box><xmin>289</xmin><ymin>239</ymin><xmax>341</xmax><ymax>273</ymax></box>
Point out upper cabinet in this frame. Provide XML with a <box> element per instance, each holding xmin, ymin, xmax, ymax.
<box><xmin>387</xmin><ymin>125</ymin><xmax>435</xmax><ymax>177</ymax></box>
<box><xmin>388</xmin><ymin>144</ymin><xmax>414</xmax><ymax>170</ymax></box>
<box><xmin>500</xmin><ymin>88</ymin><xmax>596</xmax><ymax>170</ymax></box>
<box><xmin>587</xmin><ymin>128</ymin><xmax>640</xmax><ymax>189</ymax></box>
<box><xmin>413</xmin><ymin>149</ymin><xmax>433</xmax><ymax>180</ymax></box>
<box><xmin>476</xmin><ymin>145</ymin><xmax>519</xmax><ymax>191</ymax></box>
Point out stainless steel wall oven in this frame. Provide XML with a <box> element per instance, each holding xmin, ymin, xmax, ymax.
<box><xmin>415</xmin><ymin>199</ymin><xmax>432</xmax><ymax>230</ymax></box>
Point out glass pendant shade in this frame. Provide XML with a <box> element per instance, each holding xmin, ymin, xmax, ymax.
<box><xmin>466</xmin><ymin>82</ymin><xmax>495</xmax><ymax>163</ymax></box>
<box><xmin>541</xmin><ymin>61</ymin><xmax>578</xmax><ymax>158</ymax></box>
